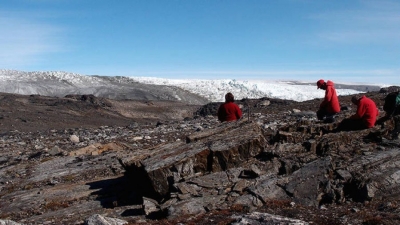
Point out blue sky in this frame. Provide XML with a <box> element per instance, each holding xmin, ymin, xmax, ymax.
<box><xmin>1</xmin><ymin>0</ymin><xmax>399</xmax><ymax>84</ymax></box>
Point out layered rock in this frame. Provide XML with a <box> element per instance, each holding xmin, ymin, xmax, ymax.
<box><xmin>1</xmin><ymin>90</ymin><xmax>400</xmax><ymax>224</ymax></box>
<box><xmin>120</xmin><ymin>120</ymin><xmax>266</xmax><ymax>199</ymax></box>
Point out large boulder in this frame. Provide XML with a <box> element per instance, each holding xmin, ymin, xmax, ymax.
<box><xmin>120</xmin><ymin>121</ymin><xmax>266</xmax><ymax>199</ymax></box>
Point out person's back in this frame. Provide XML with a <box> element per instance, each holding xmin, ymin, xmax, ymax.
<box><xmin>218</xmin><ymin>102</ymin><xmax>242</xmax><ymax>122</ymax></box>
<box><xmin>320</xmin><ymin>80</ymin><xmax>340</xmax><ymax>114</ymax></box>
<box><xmin>351</xmin><ymin>95</ymin><xmax>379</xmax><ymax>128</ymax></box>
<box><xmin>218</xmin><ymin>93</ymin><xmax>242</xmax><ymax>122</ymax></box>
<box><xmin>383</xmin><ymin>91</ymin><xmax>400</xmax><ymax>117</ymax></box>
<box><xmin>382</xmin><ymin>92</ymin><xmax>400</xmax><ymax>139</ymax></box>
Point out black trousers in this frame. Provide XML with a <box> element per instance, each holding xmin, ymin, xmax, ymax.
<box><xmin>317</xmin><ymin>108</ymin><xmax>336</xmax><ymax>120</ymax></box>
<box><xmin>336</xmin><ymin>118</ymin><xmax>367</xmax><ymax>131</ymax></box>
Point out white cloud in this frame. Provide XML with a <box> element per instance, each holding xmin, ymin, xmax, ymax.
<box><xmin>0</xmin><ymin>11</ymin><xmax>66</xmax><ymax>68</ymax></box>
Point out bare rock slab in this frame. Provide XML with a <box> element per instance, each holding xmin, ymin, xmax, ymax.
<box><xmin>185</xmin><ymin>119</ymin><xmax>249</xmax><ymax>143</ymax></box>
<box><xmin>0</xmin><ymin>220</ymin><xmax>22</xmax><ymax>225</ymax></box>
<box><xmin>284</xmin><ymin>157</ymin><xmax>333</xmax><ymax>207</ymax></box>
<box><xmin>247</xmin><ymin>175</ymin><xmax>289</xmax><ymax>203</ymax></box>
<box><xmin>187</xmin><ymin>167</ymin><xmax>243</xmax><ymax>189</ymax></box>
<box><xmin>120</xmin><ymin>121</ymin><xmax>266</xmax><ymax>199</ymax></box>
<box><xmin>167</xmin><ymin>198</ymin><xmax>206</xmax><ymax>219</ymax></box>
<box><xmin>85</xmin><ymin>214</ymin><xmax>128</xmax><ymax>225</ymax></box>
<box><xmin>347</xmin><ymin>148</ymin><xmax>400</xmax><ymax>201</ymax></box>
<box><xmin>231</xmin><ymin>212</ymin><xmax>310</xmax><ymax>225</ymax></box>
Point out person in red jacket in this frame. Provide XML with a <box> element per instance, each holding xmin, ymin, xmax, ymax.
<box><xmin>336</xmin><ymin>95</ymin><xmax>379</xmax><ymax>131</ymax></box>
<box><xmin>316</xmin><ymin>79</ymin><xmax>341</xmax><ymax>122</ymax></box>
<box><xmin>350</xmin><ymin>95</ymin><xmax>379</xmax><ymax>128</ymax></box>
<box><xmin>217</xmin><ymin>93</ymin><xmax>242</xmax><ymax>122</ymax></box>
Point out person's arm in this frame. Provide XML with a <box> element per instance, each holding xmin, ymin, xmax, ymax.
<box><xmin>324</xmin><ymin>88</ymin><xmax>333</xmax><ymax>102</ymax></box>
<box><xmin>235</xmin><ymin>105</ymin><xmax>242</xmax><ymax>119</ymax></box>
<box><xmin>320</xmin><ymin>88</ymin><xmax>332</xmax><ymax>108</ymax></box>
<box><xmin>217</xmin><ymin>105</ymin><xmax>224</xmax><ymax>122</ymax></box>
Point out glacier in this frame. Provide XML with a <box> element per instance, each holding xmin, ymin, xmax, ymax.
<box><xmin>0</xmin><ymin>69</ymin><xmax>369</xmax><ymax>103</ymax></box>
<box><xmin>128</xmin><ymin>77</ymin><xmax>363</xmax><ymax>102</ymax></box>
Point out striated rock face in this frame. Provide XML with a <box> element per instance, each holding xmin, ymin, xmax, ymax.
<box><xmin>1</xmin><ymin>90</ymin><xmax>400</xmax><ymax>224</ymax></box>
<box><xmin>85</xmin><ymin>214</ymin><xmax>128</xmax><ymax>225</ymax></box>
<box><xmin>231</xmin><ymin>212</ymin><xmax>310</xmax><ymax>225</ymax></box>
<box><xmin>120</xmin><ymin>120</ymin><xmax>266</xmax><ymax>199</ymax></box>
<box><xmin>284</xmin><ymin>157</ymin><xmax>333</xmax><ymax>207</ymax></box>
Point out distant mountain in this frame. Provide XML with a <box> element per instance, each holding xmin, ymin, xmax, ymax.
<box><xmin>0</xmin><ymin>69</ymin><xmax>379</xmax><ymax>103</ymax></box>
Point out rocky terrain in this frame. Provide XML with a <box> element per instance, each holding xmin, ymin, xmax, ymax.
<box><xmin>1</xmin><ymin>87</ymin><xmax>400</xmax><ymax>225</ymax></box>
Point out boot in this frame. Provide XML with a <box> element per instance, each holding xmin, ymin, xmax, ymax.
<box><xmin>324</xmin><ymin>115</ymin><xmax>335</xmax><ymax>123</ymax></box>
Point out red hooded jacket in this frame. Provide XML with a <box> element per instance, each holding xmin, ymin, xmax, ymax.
<box><xmin>218</xmin><ymin>102</ymin><xmax>242</xmax><ymax>122</ymax></box>
<box><xmin>320</xmin><ymin>80</ymin><xmax>340</xmax><ymax>114</ymax></box>
<box><xmin>350</xmin><ymin>95</ymin><xmax>379</xmax><ymax>128</ymax></box>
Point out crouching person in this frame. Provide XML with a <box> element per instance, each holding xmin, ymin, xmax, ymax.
<box><xmin>217</xmin><ymin>93</ymin><xmax>243</xmax><ymax>122</ymax></box>
<box><xmin>337</xmin><ymin>95</ymin><xmax>379</xmax><ymax>131</ymax></box>
<box><xmin>381</xmin><ymin>91</ymin><xmax>400</xmax><ymax>139</ymax></box>
<box><xmin>316</xmin><ymin>79</ymin><xmax>340</xmax><ymax>123</ymax></box>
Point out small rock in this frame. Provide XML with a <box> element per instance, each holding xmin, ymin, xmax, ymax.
<box><xmin>143</xmin><ymin>197</ymin><xmax>160</xmax><ymax>216</ymax></box>
<box><xmin>70</xmin><ymin>135</ymin><xmax>80</xmax><ymax>143</ymax></box>
<box><xmin>132</xmin><ymin>136</ymin><xmax>143</xmax><ymax>141</ymax></box>
<box><xmin>259</xmin><ymin>100</ymin><xmax>270</xmax><ymax>107</ymax></box>
<box><xmin>167</xmin><ymin>198</ymin><xmax>206</xmax><ymax>219</ymax></box>
<box><xmin>0</xmin><ymin>219</ymin><xmax>22</xmax><ymax>225</ymax></box>
<box><xmin>250</xmin><ymin>164</ymin><xmax>263</xmax><ymax>177</ymax></box>
<box><xmin>336</xmin><ymin>170</ymin><xmax>352</xmax><ymax>181</ymax></box>
<box><xmin>85</xmin><ymin>214</ymin><xmax>128</xmax><ymax>225</ymax></box>
<box><xmin>48</xmin><ymin>146</ymin><xmax>62</xmax><ymax>156</ymax></box>
<box><xmin>351</xmin><ymin>208</ymin><xmax>360</xmax><ymax>213</ymax></box>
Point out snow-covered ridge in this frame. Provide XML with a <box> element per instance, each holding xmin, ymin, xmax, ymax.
<box><xmin>0</xmin><ymin>69</ymin><xmax>103</xmax><ymax>86</ymax></box>
<box><xmin>0</xmin><ymin>70</ymin><xmax>365</xmax><ymax>102</ymax></box>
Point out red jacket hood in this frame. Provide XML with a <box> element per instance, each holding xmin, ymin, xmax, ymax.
<box><xmin>326</xmin><ymin>80</ymin><xmax>335</xmax><ymax>86</ymax></box>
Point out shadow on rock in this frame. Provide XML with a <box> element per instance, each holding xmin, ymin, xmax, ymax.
<box><xmin>87</xmin><ymin>176</ymin><xmax>143</xmax><ymax>209</ymax></box>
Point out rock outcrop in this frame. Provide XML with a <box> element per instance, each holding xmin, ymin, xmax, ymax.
<box><xmin>1</xmin><ymin>90</ymin><xmax>400</xmax><ymax>224</ymax></box>
<box><xmin>120</xmin><ymin>120</ymin><xmax>266</xmax><ymax>199</ymax></box>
